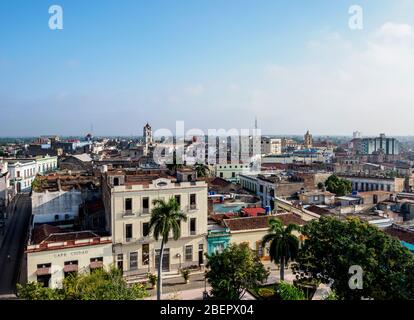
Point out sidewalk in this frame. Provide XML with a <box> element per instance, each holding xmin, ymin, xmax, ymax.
<box><xmin>145</xmin><ymin>286</ymin><xmax>256</xmax><ymax>300</ymax></box>
<box><xmin>142</xmin><ymin>261</ymin><xmax>292</xmax><ymax>301</ymax></box>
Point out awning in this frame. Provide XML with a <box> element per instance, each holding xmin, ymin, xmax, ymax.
<box><xmin>90</xmin><ymin>261</ymin><xmax>103</xmax><ymax>269</ymax></box>
<box><xmin>36</xmin><ymin>267</ymin><xmax>51</xmax><ymax>276</ymax></box>
<box><xmin>63</xmin><ymin>264</ymin><xmax>78</xmax><ymax>272</ymax></box>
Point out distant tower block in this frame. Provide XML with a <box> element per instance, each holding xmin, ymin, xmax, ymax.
<box><xmin>143</xmin><ymin>123</ymin><xmax>153</xmax><ymax>146</ymax></box>
<box><xmin>353</xmin><ymin>131</ymin><xmax>362</xmax><ymax>139</ymax></box>
<box><xmin>304</xmin><ymin>130</ymin><xmax>313</xmax><ymax>149</ymax></box>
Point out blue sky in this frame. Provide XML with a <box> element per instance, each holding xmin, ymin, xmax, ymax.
<box><xmin>0</xmin><ymin>0</ymin><xmax>413</xmax><ymax>136</ymax></box>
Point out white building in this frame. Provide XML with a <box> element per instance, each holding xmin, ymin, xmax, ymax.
<box><xmin>35</xmin><ymin>155</ymin><xmax>58</xmax><ymax>175</ymax></box>
<box><xmin>8</xmin><ymin>160</ymin><xmax>37</xmax><ymax>193</ymax></box>
<box><xmin>261</xmin><ymin>137</ymin><xmax>282</xmax><ymax>156</ymax></box>
<box><xmin>102</xmin><ymin>168</ymin><xmax>208</xmax><ymax>281</ymax></box>
<box><xmin>26</xmin><ymin>226</ymin><xmax>112</xmax><ymax>289</ymax></box>
<box><xmin>31</xmin><ymin>189</ymin><xmax>83</xmax><ymax>226</ymax></box>
<box><xmin>211</xmin><ymin>163</ymin><xmax>251</xmax><ymax>183</ymax></box>
<box><xmin>0</xmin><ymin>160</ymin><xmax>10</xmax><ymax>209</ymax></box>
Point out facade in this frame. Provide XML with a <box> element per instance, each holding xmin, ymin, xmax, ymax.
<box><xmin>8</xmin><ymin>160</ymin><xmax>37</xmax><ymax>193</ymax></box>
<box><xmin>356</xmin><ymin>134</ymin><xmax>400</xmax><ymax>155</ymax></box>
<box><xmin>299</xmin><ymin>190</ymin><xmax>335</xmax><ymax>206</ymax></box>
<box><xmin>31</xmin><ymin>189</ymin><xmax>83</xmax><ymax>226</ymax></box>
<box><xmin>240</xmin><ymin>173</ymin><xmax>306</xmax><ymax>209</ymax></box>
<box><xmin>0</xmin><ymin>160</ymin><xmax>10</xmax><ymax>209</ymax></box>
<box><xmin>26</xmin><ymin>227</ymin><xmax>112</xmax><ymax>289</ymax></box>
<box><xmin>102</xmin><ymin>168</ymin><xmax>208</xmax><ymax>280</ymax></box>
<box><xmin>35</xmin><ymin>155</ymin><xmax>58</xmax><ymax>175</ymax></box>
<box><xmin>207</xmin><ymin>225</ymin><xmax>231</xmax><ymax>255</ymax></box>
<box><xmin>339</xmin><ymin>174</ymin><xmax>405</xmax><ymax>193</ymax></box>
<box><xmin>262</xmin><ymin>150</ymin><xmax>328</xmax><ymax>165</ymax></box>
<box><xmin>261</xmin><ymin>137</ymin><xmax>282</xmax><ymax>155</ymax></box>
<box><xmin>212</xmin><ymin>163</ymin><xmax>250</xmax><ymax>183</ymax></box>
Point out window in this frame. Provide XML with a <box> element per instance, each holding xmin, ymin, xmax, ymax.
<box><xmin>142</xmin><ymin>244</ymin><xmax>149</xmax><ymax>265</ymax></box>
<box><xmin>174</xmin><ymin>195</ymin><xmax>181</xmax><ymax>206</ymax></box>
<box><xmin>220</xmin><ymin>172</ymin><xmax>223</xmax><ymax>178</ymax></box>
<box><xmin>143</xmin><ymin>197</ymin><xmax>149</xmax><ymax>213</ymax></box>
<box><xmin>142</xmin><ymin>222</ymin><xmax>149</xmax><ymax>237</ymax></box>
<box><xmin>125</xmin><ymin>198</ymin><xmax>132</xmax><ymax>212</ymax></box>
<box><xmin>113</xmin><ymin>177</ymin><xmax>119</xmax><ymax>186</ymax></box>
<box><xmin>232</xmin><ymin>172</ymin><xmax>236</xmax><ymax>178</ymax></box>
<box><xmin>90</xmin><ymin>257</ymin><xmax>103</xmax><ymax>263</ymax></box>
<box><xmin>190</xmin><ymin>194</ymin><xmax>196</xmax><ymax>209</ymax></box>
<box><xmin>185</xmin><ymin>245</ymin><xmax>193</xmax><ymax>261</ymax></box>
<box><xmin>125</xmin><ymin>224</ymin><xmax>133</xmax><ymax>241</ymax></box>
<box><xmin>198</xmin><ymin>244</ymin><xmax>204</xmax><ymax>251</ymax></box>
<box><xmin>17</xmin><ymin>171</ymin><xmax>20</xmax><ymax>178</ymax></box>
<box><xmin>129</xmin><ymin>252</ymin><xmax>138</xmax><ymax>270</ymax></box>
<box><xmin>259</xmin><ymin>185</ymin><xmax>264</xmax><ymax>193</ymax></box>
<box><xmin>190</xmin><ymin>218</ymin><xmax>196</xmax><ymax>235</ymax></box>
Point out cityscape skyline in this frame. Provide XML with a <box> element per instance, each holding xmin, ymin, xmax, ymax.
<box><xmin>1</xmin><ymin>0</ymin><xmax>414</xmax><ymax>136</ymax></box>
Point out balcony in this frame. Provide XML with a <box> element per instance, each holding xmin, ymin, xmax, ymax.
<box><xmin>122</xmin><ymin>210</ymin><xmax>135</xmax><ymax>218</ymax></box>
<box><xmin>124</xmin><ymin>237</ymin><xmax>137</xmax><ymax>244</ymax></box>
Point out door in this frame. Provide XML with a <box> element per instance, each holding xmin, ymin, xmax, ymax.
<box><xmin>117</xmin><ymin>253</ymin><xmax>123</xmax><ymax>274</ymax></box>
<box><xmin>155</xmin><ymin>249</ymin><xmax>170</xmax><ymax>272</ymax></box>
<box><xmin>198</xmin><ymin>250</ymin><xmax>204</xmax><ymax>265</ymax></box>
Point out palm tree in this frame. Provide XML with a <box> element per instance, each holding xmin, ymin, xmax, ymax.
<box><xmin>149</xmin><ymin>198</ymin><xmax>187</xmax><ymax>300</ymax></box>
<box><xmin>261</xmin><ymin>219</ymin><xmax>300</xmax><ymax>281</ymax></box>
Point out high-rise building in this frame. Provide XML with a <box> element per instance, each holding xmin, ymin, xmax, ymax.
<box><xmin>356</xmin><ymin>133</ymin><xmax>400</xmax><ymax>155</ymax></box>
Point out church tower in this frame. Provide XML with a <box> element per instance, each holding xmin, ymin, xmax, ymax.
<box><xmin>143</xmin><ymin>123</ymin><xmax>153</xmax><ymax>146</ymax></box>
<box><xmin>304</xmin><ymin>130</ymin><xmax>313</xmax><ymax>149</ymax></box>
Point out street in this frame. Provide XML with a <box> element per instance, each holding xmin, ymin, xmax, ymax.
<box><xmin>0</xmin><ymin>194</ymin><xmax>32</xmax><ymax>295</ymax></box>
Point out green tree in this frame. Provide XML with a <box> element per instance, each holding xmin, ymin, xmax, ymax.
<box><xmin>325</xmin><ymin>174</ymin><xmax>352</xmax><ymax>196</ymax></box>
<box><xmin>149</xmin><ymin>198</ymin><xmax>187</xmax><ymax>300</ymax></box>
<box><xmin>293</xmin><ymin>217</ymin><xmax>414</xmax><ymax>300</ymax></box>
<box><xmin>17</xmin><ymin>282</ymin><xmax>61</xmax><ymax>300</ymax></box>
<box><xmin>194</xmin><ymin>162</ymin><xmax>209</xmax><ymax>178</ymax></box>
<box><xmin>278</xmin><ymin>282</ymin><xmax>306</xmax><ymax>300</ymax></box>
<box><xmin>17</xmin><ymin>267</ymin><xmax>148</xmax><ymax>300</ymax></box>
<box><xmin>261</xmin><ymin>219</ymin><xmax>300</xmax><ymax>281</ymax></box>
<box><xmin>206</xmin><ymin>243</ymin><xmax>269</xmax><ymax>300</ymax></box>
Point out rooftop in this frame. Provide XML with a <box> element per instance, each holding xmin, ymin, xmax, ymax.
<box><xmin>224</xmin><ymin>213</ymin><xmax>307</xmax><ymax>232</ymax></box>
<box><xmin>32</xmin><ymin>224</ymin><xmax>101</xmax><ymax>245</ymax></box>
<box><xmin>384</xmin><ymin>225</ymin><xmax>414</xmax><ymax>245</ymax></box>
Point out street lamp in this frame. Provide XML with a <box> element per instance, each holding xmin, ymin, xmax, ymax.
<box><xmin>203</xmin><ymin>272</ymin><xmax>209</xmax><ymax>300</ymax></box>
<box><xmin>176</xmin><ymin>253</ymin><xmax>181</xmax><ymax>271</ymax></box>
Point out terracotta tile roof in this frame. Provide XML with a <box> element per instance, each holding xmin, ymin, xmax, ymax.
<box><xmin>32</xmin><ymin>224</ymin><xmax>100</xmax><ymax>244</ymax></box>
<box><xmin>224</xmin><ymin>214</ymin><xmax>306</xmax><ymax>232</ymax></box>
<box><xmin>208</xmin><ymin>177</ymin><xmax>232</xmax><ymax>187</ymax></box>
<box><xmin>33</xmin><ymin>224</ymin><xmax>62</xmax><ymax>244</ymax></box>
<box><xmin>306</xmin><ymin>205</ymin><xmax>333</xmax><ymax>216</ymax></box>
<box><xmin>241</xmin><ymin>207</ymin><xmax>266</xmax><ymax>217</ymax></box>
<box><xmin>384</xmin><ymin>226</ymin><xmax>414</xmax><ymax>244</ymax></box>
